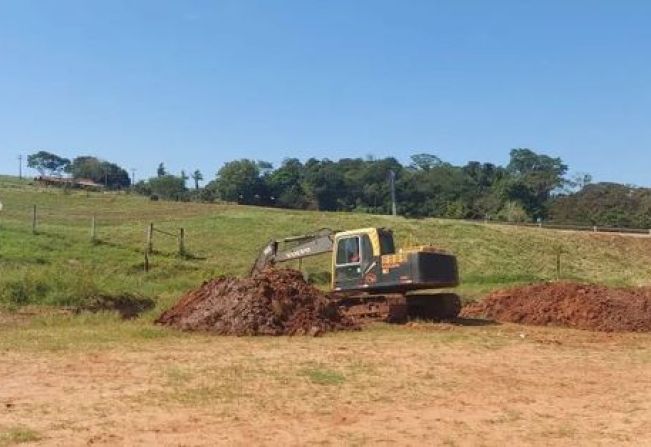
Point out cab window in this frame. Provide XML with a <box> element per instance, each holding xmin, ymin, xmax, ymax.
<box><xmin>379</xmin><ymin>231</ymin><xmax>395</xmax><ymax>255</ymax></box>
<box><xmin>336</xmin><ymin>236</ymin><xmax>360</xmax><ymax>265</ymax></box>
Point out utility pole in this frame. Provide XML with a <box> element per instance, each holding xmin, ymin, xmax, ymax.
<box><xmin>130</xmin><ymin>168</ymin><xmax>136</xmax><ymax>186</ymax></box>
<box><xmin>18</xmin><ymin>155</ymin><xmax>22</xmax><ymax>179</ymax></box>
<box><xmin>389</xmin><ymin>169</ymin><xmax>397</xmax><ymax>217</ymax></box>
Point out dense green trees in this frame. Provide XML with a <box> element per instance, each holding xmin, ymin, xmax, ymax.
<box><xmin>195</xmin><ymin>148</ymin><xmax>571</xmax><ymax>221</ymax></box>
<box><xmin>266</xmin><ymin>158</ymin><xmax>309</xmax><ymax>208</ymax></box>
<box><xmin>67</xmin><ymin>156</ymin><xmax>131</xmax><ymax>189</ymax></box>
<box><xmin>142</xmin><ymin>175</ymin><xmax>187</xmax><ymax>200</ymax></box>
<box><xmin>550</xmin><ymin>183</ymin><xmax>651</xmax><ymax>228</ymax></box>
<box><xmin>26</xmin><ymin>151</ymin><xmax>130</xmax><ymax>189</ymax></box>
<box><xmin>208</xmin><ymin>159</ymin><xmax>267</xmax><ymax>204</ymax></box>
<box><xmin>28</xmin><ymin>148</ymin><xmax>651</xmax><ymax>228</ymax></box>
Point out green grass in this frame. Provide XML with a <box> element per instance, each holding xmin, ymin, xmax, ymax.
<box><xmin>0</xmin><ymin>426</ymin><xmax>41</xmax><ymax>446</ymax></box>
<box><xmin>2</xmin><ymin>174</ymin><xmax>651</xmax><ymax>313</ymax></box>
<box><xmin>0</xmin><ymin>312</ymin><xmax>178</xmax><ymax>352</ymax></box>
<box><xmin>299</xmin><ymin>366</ymin><xmax>347</xmax><ymax>385</ymax></box>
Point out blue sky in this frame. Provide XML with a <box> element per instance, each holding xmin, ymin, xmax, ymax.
<box><xmin>1</xmin><ymin>0</ymin><xmax>650</xmax><ymax>185</ymax></box>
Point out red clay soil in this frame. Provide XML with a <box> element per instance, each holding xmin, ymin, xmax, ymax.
<box><xmin>461</xmin><ymin>282</ymin><xmax>651</xmax><ymax>332</ymax></box>
<box><xmin>155</xmin><ymin>269</ymin><xmax>358</xmax><ymax>336</ymax></box>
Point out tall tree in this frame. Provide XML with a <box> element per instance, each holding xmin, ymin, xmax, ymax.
<box><xmin>157</xmin><ymin>163</ymin><xmax>167</xmax><ymax>177</ymax></box>
<box><xmin>409</xmin><ymin>153</ymin><xmax>443</xmax><ymax>171</ymax></box>
<box><xmin>27</xmin><ymin>151</ymin><xmax>70</xmax><ymax>176</ymax></box>
<box><xmin>191</xmin><ymin>169</ymin><xmax>203</xmax><ymax>190</ymax></box>
<box><xmin>302</xmin><ymin>159</ymin><xmax>346</xmax><ymax>211</ymax></box>
<box><xmin>505</xmin><ymin>148</ymin><xmax>568</xmax><ymax>218</ymax></box>
<box><xmin>265</xmin><ymin>158</ymin><xmax>307</xmax><ymax>208</ymax></box>
<box><xmin>399</xmin><ymin>161</ymin><xmax>474</xmax><ymax>218</ymax></box>
<box><xmin>213</xmin><ymin>159</ymin><xmax>266</xmax><ymax>204</ymax></box>
<box><xmin>256</xmin><ymin>160</ymin><xmax>273</xmax><ymax>176</ymax></box>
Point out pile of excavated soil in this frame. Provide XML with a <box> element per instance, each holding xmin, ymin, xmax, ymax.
<box><xmin>156</xmin><ymin>269</ymin><xmax>357</xmax><ymax>336</ymax></box>
<box><xmin>461</xmin><ymin>282</ymin><xmax>651</xmax><ymax>332</ymax></box>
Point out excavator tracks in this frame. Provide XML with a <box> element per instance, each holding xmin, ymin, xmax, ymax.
<box><xmin>406</xmin><ymin>293</ymin><xmax>461</xmax><ymax>321</ymax></box>
<box><xmin>333</xmin><ymin>292</ymin><xmax>461</xmax><ymax>323</ymax></box>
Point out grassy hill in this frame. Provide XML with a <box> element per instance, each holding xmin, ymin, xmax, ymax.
<box><xmin>2</xmin><ymin>174</ymin><xmax>651</xmax><ymax>311</ymax></box>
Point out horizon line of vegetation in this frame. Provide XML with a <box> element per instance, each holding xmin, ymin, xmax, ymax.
<box><xmin>20</xmin><ymin>149</ymin><xmax>651</xmax><ymax>229</ymax></box>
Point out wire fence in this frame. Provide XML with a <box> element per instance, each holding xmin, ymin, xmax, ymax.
<box><xmin>470</xmin><ymin>218</ymin><xmax>651</xmax><ymax>236</ymax></box>
<box><xmin>3</xmin><ymin>198</ymin><xmax>651</xmax><ymax>281</ymax></box>
<box><xmin>1</xmin><ymin>203</ymin><xmax>190</xmax><ymax>272</ymax></box>
<box><xmin>4</xmin><ymin>201</ymin><xmax>651</xmax><ymax>249</ymax></box>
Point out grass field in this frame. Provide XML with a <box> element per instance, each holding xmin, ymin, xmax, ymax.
<box><xmin>1</xmin><ymin>176</ymin><xmax>651</xmax><ymax>445</ymax></box>
<box><xmin>3</xmin><ymin>174</ymin><xmax>651</xmax><ymax>310</ymax></box>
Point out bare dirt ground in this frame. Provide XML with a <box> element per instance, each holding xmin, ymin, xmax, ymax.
<box><xmin>1</xmin><ymin>320</ymin><xmax>650</xmax><ymax>446</ymax></box>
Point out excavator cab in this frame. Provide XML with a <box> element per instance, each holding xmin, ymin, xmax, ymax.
<box><xmin>333</xmin><ymin>228</ymin><xmax>394</xmax><ymax>290</ymax></box>
<box><xmin>332</xmin><ymin>227</ymin><xmax>458</xmax><ymax>293</ymax></box>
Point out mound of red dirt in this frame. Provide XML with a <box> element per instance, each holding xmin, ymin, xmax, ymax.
<box><xmin>155</xmin><ymin>269</ymin><xmax>358</xmax><ymax>336</ymax></box>
<box><xmin>460</xmin><ymin>282</ymin><xmax>651</xmax><ymax>332</ymax></box>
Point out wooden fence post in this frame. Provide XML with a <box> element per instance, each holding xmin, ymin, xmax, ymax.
<box><xmin>556</xmin><ymin>252</ymin><xmax>560</xmax><ymax>280</ymax></box>
<box><xmin>178</xmin><ymin>227</ymin><xmax>185</xmax><ymax>256</ymax></box>
<box><xmin>146</xmin><ymin>222</ymin><xmax>154</xmax><ymax>254</ymax></box>
<box><xmin>32</xmin><ymin>205</ymin><xmax>37</xmax><ymax>234</ymax></box>
<box><xmin>144</xmin><ymin>252</ymin><xmax>149</xmax><ymax>272</ymax></box>
<box><xmin>90</xmin><ymin>216</ymin><xmax>96</xmax><ymax>242</ymax></box>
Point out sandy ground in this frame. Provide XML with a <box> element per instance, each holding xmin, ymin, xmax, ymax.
<box><xmin>1</xmin><ymin>321</ymin><xmax>650</xmax><ymax>446</ymax></box>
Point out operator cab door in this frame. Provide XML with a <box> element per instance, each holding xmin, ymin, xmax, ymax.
<box><xmin>334</xmin><ymin>234</ymin><xmax>373</xmax><ymax>290</ymax></box>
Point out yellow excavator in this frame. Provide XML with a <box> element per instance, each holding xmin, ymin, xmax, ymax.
<box><xmin>250</xmin><ymin>227</ymin><xmax>461</xmax><ymax>322</ymax></box>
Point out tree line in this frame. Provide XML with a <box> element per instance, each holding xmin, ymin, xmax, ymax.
<box><xmin>24</xmin><ymin>148</ymin><xmax>651</xmax><ymax>228</ymax></box>
<box><xmin>27</xmin><ymin>151</ymin><xmax>130</xmax><ymax>189</ymax></box>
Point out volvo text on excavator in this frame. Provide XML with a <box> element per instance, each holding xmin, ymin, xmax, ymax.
<box><xmin>250</xmin><ymin>227</ymin><xmax>461</xmax><ymax>322</ymax></box>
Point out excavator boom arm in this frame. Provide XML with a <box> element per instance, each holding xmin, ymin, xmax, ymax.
<box><xmin>249</xmin><ymin>228</ymin><xmax>336</xmax><ymax>276</ymax></box>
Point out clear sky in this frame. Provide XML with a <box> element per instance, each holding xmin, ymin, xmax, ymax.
<box><xmin>1</xmin><ymin>0</ymin><xmax>650</xmax><ymax>185</ymax></box>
